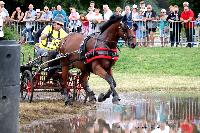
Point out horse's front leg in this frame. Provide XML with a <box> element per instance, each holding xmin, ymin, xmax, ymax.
<box><xmin>92</xmin><ymin>64</ymin><xmax>120</xmax><ymax>104</ymax></box>
<box><xmin>100</xmin><ymin>69</ymin><xmax>117</xmax><ymax>101</ymax></box>
<box><xmin>80</xmin><ymin>71</ymin><xmax>96</xmax><ymax>103</ymax></box>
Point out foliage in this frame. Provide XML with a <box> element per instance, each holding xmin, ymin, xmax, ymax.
<box><xmin>3</xmin><ymin>26</ymin><xmax>19</xmax><ymax>40</ymax></box>
<box><xmin>169</xmin><ymin>0</ymin><xmax>200</xmax><ymax>17</ymax></box>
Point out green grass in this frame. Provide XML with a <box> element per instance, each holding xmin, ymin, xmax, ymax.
<box><xmin>20</xmin><ymin>44</ymin><xmax>35</xmax><ymax>65</ymax></box>
<box><xmin>113</xmin><ymin>47</ymin><xmax>200</xmax><ymax>77</ymax></box>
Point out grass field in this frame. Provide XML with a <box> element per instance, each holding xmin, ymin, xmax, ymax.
<box><xmin>113</xmin><ymin>47</ymin><xmax>200</xmax><ymax>76</ymax></box>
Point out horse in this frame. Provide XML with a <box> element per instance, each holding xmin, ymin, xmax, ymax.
<box><xmin>60</xmin><ymin>15</ymin><xmax>136</xmax><ymax>105</ymax></box>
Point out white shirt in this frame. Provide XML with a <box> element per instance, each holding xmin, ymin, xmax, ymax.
<box><xmin>0</xmin><ymin>11</ymin><xmax>6</xmax><ymax>21</ymax></box>
<box><xmin>132</xmin><ymin>12</ymin><xmax>139</xmax><ymax>20</ymax></box>
<box><xmin>0</xmin><ymin>11</ymin><xmax>6</xmax><ymax>37</ymax></box>
<box><xmin>103</xmin><ymin>10</ymin><xmax>113</xmax><ymax>21</ymax></box>
<box><xmin>86</xmin><ymin>12</ymin><xmax>95</xmax><ymax>21</ymax></box>
<box><xmin>94</xmin><ymin>13</ymin><xmax>103</xmax><ymax>20</ymax></box>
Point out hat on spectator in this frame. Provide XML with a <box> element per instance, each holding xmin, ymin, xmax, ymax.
<box><xmin>0</xmin><ymin>1</ymin><xmax>5</xmax><ymax>5</ymax></box>
<box><xmin>132</xmin><ymin>4</ymin><xmax>138</xmax><ymax>9</ymax></box>
<box><xmin>53</xmin><ymin>15</ymin><xmax>64</xmax><ymax>26</ymax></box>
<box><xmin>36</xmin><ymin>9</ymin><xmax>41</xmax><ymax>12</ymax></box>
<box><xmin>183</xmin><ymin>1</ymin><xmax>189</xmax><ymax>7</ymax></box>
<box><xmin>161</xmin><ymin>9</ymin><xmax>166</xmax><ymax>13</ymax></box>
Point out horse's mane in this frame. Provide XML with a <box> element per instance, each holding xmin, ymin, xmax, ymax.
<box><xmin>100</xmin><ymin>15</ymin><xmax>123</xmax><ymax>33</ymax></box>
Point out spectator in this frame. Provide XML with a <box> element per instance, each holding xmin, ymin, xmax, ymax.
<box><xmin>41</xmin><ymin>6</ymin><xmax>52</xmax><ymax>22</ymax></box>
<box><xmin>135</xmin><ymin>9</ymin><xmax>147</xmax><ymax>47</ymax></box>
<box><xmin>53</xmin><ymin>5</ymin><xmax>68</xmax><ymax>30</ymax></box>
<box><xmin>195</xmin><ymin>13</ymin><xmax>200</xmax><ymax>26</ymax></box>
<box><xmin>121</xmin><ymin>5</ymin><xmax>131</xmax><ymax>16</ymax></box>
<box><xmin>115</xmin><ymin>7</ymin><xmax>122</xmax><ymax>16</ymax></box>
<box><xmin>143</xmin><ymin>4</ymin><xmax>157</xmax><ymax>47</ymax></box>
<box><xmin>195</xmin><ymin>13</ymin><xmax>200</xmax><ymax>38</ymax></box>
<box><xmin>35</xmin><ymin>9</ymin><xmax>43</xmax><ymax>21</ymax></box>
<box><xmin>93</xmin><ymin>8</ymin><xmax>103</xmax><ymax>32</ymax></box>
<box><xmin>0</xmin><ymin>5</ymin><xmax>6</xmax><ymax>20</ymax></box>
<box><xmin>10</xmin><ymin>7</ymin><xmax>24</xmax><ymax>22</ymax></box>
<box><xmin>122</xmin><ymin>6</ymin><xmax>132</xmax><ymax>26</ymax></box>
<box><xmin>0</xmin><ymin>5</ymin><xmax>6</xmax><ymax>37</ymax></box>
<box><xmin>86</xmin><ymin>7</ymin><xmax>95</xmax><ymax>35</ymax></box>
<box><xmin>89</xmin><ymin>1</ymin><xmax>95</xmax><ymax>12</ymax></box>
<box><xmin>0</xmin><ymin>1</ymin><xmax>8</xmax><ymax>18</ymax></box>
<box><xmin>159</xmin><ymin>9</ymin><xmax>169</xmax><ymax>47</ymax></box>
<box><xmin>103</xmin><ymin>4</ymin><xmax>113</xmax><ymax>21</ymax></box>
<box><xmin>20</xmin><ymin>4</ymin><xmax>36</xmax><ymax>44</ymax></box>
<box><xmin>139</xmin><ymin>1</ymin><xmax>147</xmax><ymax>15</ymax></box>
<box><xmin>167</xmin><ymin>5</ymin><xmax>182</xmax><ymax>47</ymax></box>
<box><xmin>132</xmin><ymin>4</ymin><xmax>139</xmax><ymax>20</ymax></box>
<box><xmin>68</xmin><ymin>7</ymin><xmax>81</xmax><ymax>32</ymax></box>
<box><xmin>180</xmin><ymin>4</ymin><xmax>195</xmax><ymax>48</ymax></box>
<box><xmin>168</xmin><ymin>5</ymin><xmax>174</xmax><ymax>15</ymax></box>
<box><xmin>123</xmin><ymin>5</ymin><xmax>137</xmax><ymax>48</ymax></box>
<box><xmin>80</xmin><ymin>14</ymin><xmax>89</xmax><ymax>35</ymax></box>
<box><xmin>51</xmin><ymin>7</ymin><xmax>56</xmax><ymax>12</ymax></box>
<box><xmin>183</xmin><ymin>1</ymin><xmax>189</xmax><ymax>7</ymax></box>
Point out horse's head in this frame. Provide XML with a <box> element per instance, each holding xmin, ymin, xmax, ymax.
<box><xmin>118</xmin><ymin>17</ymin><xmax>136</xmax><ymax>48</ymax></box>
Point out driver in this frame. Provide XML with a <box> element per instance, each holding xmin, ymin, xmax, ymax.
<box><xmin>35</xmin><ymin>15</ymin><xmax>68</xmax><ymax>82</ymax></box>
<box><xmin>35</xmin><ymin>15</ymin><xmax>68</xmax><ymax>56</ymax></box>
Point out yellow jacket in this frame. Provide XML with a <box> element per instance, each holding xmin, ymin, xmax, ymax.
<box><xmin>38</xmin><ymin>25</ymin><xmax>68</xmax><ymax>50</ymax></box>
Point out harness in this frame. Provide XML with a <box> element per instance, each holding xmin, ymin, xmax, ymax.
<box><xmin>85</xmin><ymin>47</ymin><xmax>118</xmax><ymax>64</ymax></box>
<box><xmin>79</xmin><ymin>33</ymin><xmax>119</xmax><ymax>64</ymax></box>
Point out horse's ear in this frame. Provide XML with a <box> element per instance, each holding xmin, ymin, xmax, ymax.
<box><xmin>120</xmin><ymin>21</ymin><xmax>125</xmax><ymax>28</ymax></box>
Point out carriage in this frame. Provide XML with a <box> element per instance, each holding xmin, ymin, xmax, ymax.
<box><xmin>20</xmin><ymin>51</ymin><xmax>85</xmax><ymax>103</ymax></box>
<box><xmin>20</xmin><ymin>15</ymin><xmax>136</xmax><ymax>105</ymax></box>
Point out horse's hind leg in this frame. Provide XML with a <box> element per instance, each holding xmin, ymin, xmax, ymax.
<box><xmin>61</xmin><ymin>62</ymin><xmax>72</xmax><ymax>105</ymax></box>
<box><xmin>92</xmin><ymin>64</ymin><xmax>120</xmax><ymax>104</ymax></box>
<box><xmin>80</xmin><ymin>71</ymin><xmax>96</xmax><ymax>103</ymax></box>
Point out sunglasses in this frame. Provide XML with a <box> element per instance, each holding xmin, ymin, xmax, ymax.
<box><xmin>44</xmin><ymin>8</ymin><xmax>49</xmax><ymax>10</ymax></box>
<box><xmin>56</xmin><ymin>23</ymin><xmax>63</xmax><ymax>26</ymax></box>
<box><xmin>147</xmin><ymin>7</ymin><xmax>151</xmax><ymax>9</ymax></box>
<box><xmin>161</xmin><ymin>12</ymin><xmax>166</xmax><ymax>13</ymax></box>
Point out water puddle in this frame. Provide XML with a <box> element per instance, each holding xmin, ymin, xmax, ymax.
<box><xmin>20</xmin><ymin>93</ymin><xmax>200</xmax><ymax>133</ymax></box>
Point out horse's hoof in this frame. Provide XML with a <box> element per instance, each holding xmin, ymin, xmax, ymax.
<box><xmin>64</xmin><ymin>94</ymin><xmax>73</xmax><ymax>105</ymax></box>
<box><xmin>60</xmin><ymin>88</ymin><xmax>64</xmax><ymax>95</ymax></box>
<box><xmin>89</xmin><ymin>96</ymin><xmax>96</xmax><ymax>104</ymax></box>
<box><xmin>65</xmin><ymin>101</ymin><xmax>73</xmax><ymax>106</ymax></box>
<box><xmin>88</xmin><ymin>91</ymin><xmax>96</xmax><ymax>103</ymax></box>
<box><xmin>112</xmin><ymin>96</ymin><xmax>120</xmax><ymax>104</ymax></box>
<box><xmin>98</xmin><ymin>93</ymin><xmax>105</xmax><ymax>102</ymax></box>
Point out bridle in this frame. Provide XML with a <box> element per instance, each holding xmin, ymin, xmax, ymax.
<box><xmin>119</xmin><ymin>21</ymin><xmax>135</xmax><ymax>44</ymax></box>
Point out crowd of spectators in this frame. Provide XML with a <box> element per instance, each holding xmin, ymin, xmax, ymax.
<box><xmin>0</xmin><ymin>1</ymin><xmax>200</xmax><ymax>47</ymax></box>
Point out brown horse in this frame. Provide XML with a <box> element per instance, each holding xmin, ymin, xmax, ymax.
<box><xmin>60</xmin><ymin>15</ymin><xmax>136</xmax><ymax>105</ymax></box>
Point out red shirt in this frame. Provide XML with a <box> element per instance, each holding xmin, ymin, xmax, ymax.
<box><xmin>181</xmin><ymin>9</ymin><xmax>195</xmax><ymax>29</ymax></box>
<box><xmin>81</xmin><ymin>18</ymin><xmax>89</xmax><ymax>26</ymax></box>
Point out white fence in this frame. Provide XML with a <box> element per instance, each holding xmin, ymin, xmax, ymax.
<box><xmin>8</xmin><ymin>20</ymin><xmax>200</xmax><ymax>47</ymax></box>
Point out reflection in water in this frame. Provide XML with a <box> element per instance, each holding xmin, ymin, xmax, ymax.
<box><xmin>20</xmin><ymin>94</ymin><xmax>200</xmax><ymax>133</ymax></box>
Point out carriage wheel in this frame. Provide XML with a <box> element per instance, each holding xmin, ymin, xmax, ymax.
<box><xmin>20</xmin><ymin>70</ymin><xmax>34</xmax><ymax>103</ymax></box>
